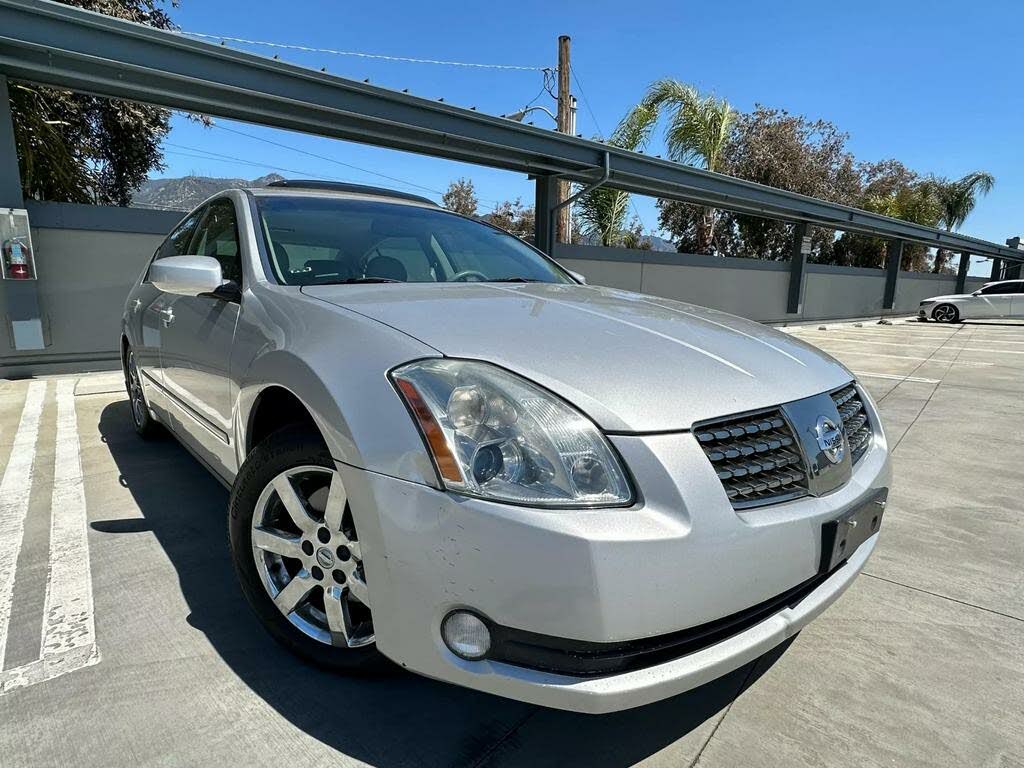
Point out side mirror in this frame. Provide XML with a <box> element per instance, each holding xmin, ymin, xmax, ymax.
<box><xmin>568</xmin><ymin>270</ymin><xmax>587</xmax><ymax>285</ymax></box>
<box><xmin>971</xmin><ymin>290</ymin><xmax>982</xmax><ymax>296</ymax></box>
<box><xmin>150</xmin><ymin>255</ymin><xmax>225</xmax><ymax>297</ymax></box>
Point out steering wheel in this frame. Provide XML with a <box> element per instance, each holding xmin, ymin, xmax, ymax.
<box><xmin>450</xmin><ymin>270</ymin><xmax>489</xmax><ymax>282</ymax></box>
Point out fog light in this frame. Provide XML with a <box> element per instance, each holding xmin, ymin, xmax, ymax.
<box><xmin>441</xmin><ymin>611</ymin><xmax>491</xmax><ymax>660</ymax></box>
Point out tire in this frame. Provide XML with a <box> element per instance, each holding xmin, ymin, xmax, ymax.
<box><xmin>123</xmin><ymin>345</ymin><xmax>161</xmax><ymax>439</ymax></box>
<box><xmin>932</xmin><ymin>304</ymin><xmax>960</xmax><ymax>323</ymax></box>
<box><xmin>228</xmin><ymin>425</ymin><xmax>387</xmax><ymax>673</ymax></box>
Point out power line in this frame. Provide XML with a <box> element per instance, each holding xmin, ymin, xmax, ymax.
<box><xmin>177</xmin><ymin>31</ymin><xmax>549</xmax><ymax>71</ymax></box>
<box><xmin>207</xmin><ymin>122</ymin><xmax>445</xmax><ymax>197</ymax></box>
<box><xmin>164</xmin><ymin>144</ymin><xmax>351</xmax><ymax>182</ymax></box>
<box><xmin>569</xmin><ymin>66</ymin><xmax>653</xmax><ymax>234</ymax></box>
<box><xmin>569</xmin><ymin>68</ymin><xmax>604</xmax><ymax>139</ymax></box>
<box><xmin>201</xmin><ymin>119</ymin><xmax>507</xmax><ymax>207</ymax></box>
<box><xmin>162</xmin><ymin>144</ymin><xmax>511</xmax><ymax>215</ymax></box>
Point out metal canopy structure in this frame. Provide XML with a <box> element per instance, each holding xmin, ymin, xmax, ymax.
<box><xmin>1</xmin><ymin>0</ymin><xmax>1022</xmax><ymax>268</ymax></box>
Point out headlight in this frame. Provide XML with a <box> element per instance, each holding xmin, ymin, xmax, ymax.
<box><xmin>919</xmin><ymin>300</ymin><xmax>936</xmax><ymax>307</ymax></box>
<box><xmin>391</xmin><ymin>359</ymin><xmax>633</xmax><ymax>508</ymax></box>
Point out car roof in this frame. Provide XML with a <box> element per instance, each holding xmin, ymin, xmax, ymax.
<box><xmin>252</xmin><ymin>179</ymin><xmax>438</xmax><ymax>207</ymax></box>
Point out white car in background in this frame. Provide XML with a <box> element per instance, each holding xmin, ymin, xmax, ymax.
<box><xmin>918</xmin><ymin>279</ymin><xmax>1024</xmax><ymax>322</ymax></box>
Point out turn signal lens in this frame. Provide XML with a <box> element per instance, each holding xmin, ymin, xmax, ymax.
<box><xmin>395</xmin><ymin>378</ymin><xmax>463</xmax><ymax>483</ymax></box>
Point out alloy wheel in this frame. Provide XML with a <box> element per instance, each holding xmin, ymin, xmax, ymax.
<box><xmin>126</xmin><ymin>350</ymin><xmax>146</xmax><ymax>427</ymax></box>
<box><xmin>251</xmin><ymin>465</ymin><xmax>373</xmax><ymax>648</ymax></box>
<box><xmin>933</xmin><ymin>305</ymin><xmax>957</xmax><ymax>323</ymax></box>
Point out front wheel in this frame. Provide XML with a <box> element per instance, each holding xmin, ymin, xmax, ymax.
<box><xmin>123</xmin><ymin>346</ymin><xmax>160</xmax><ymax>438</ymax></box>
<box><xmin>228</xmin><ymin>426</ymin><xmax>386</xmax><ymax>672</ymax></box>
<box><xmin>932</xmin><ymin>304</ymin><xmax>960</xmax><ymax>323</ymax></box>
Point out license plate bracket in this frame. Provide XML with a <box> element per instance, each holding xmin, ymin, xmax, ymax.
<box><xmin>819</xmin><ymin>490</ymin><xmax>887</xmax><ymax>573</ymax></box>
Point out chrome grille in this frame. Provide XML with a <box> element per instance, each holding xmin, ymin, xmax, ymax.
<box><xmin>831</xmin><ymin>385</ymin><xmax>871</xmax><ymax>464</ymax></box>
<box><xmin>695</xmin><ymin>410</ymin><xmax>808</xmax><ymax>508</ymax></box>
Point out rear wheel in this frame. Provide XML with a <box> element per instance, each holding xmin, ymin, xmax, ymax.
<box><xmin>124</xmin><ymin>346</ymin><xmax>160</xmax><ymax>438</ymax></box>
<box><xmin>228</xmin><ymin>426</ymin><xmax>385</xmax><ymax>672</ymax></box>
<box><xmin>932</xmin><ymin>304</ymin><xmax>960</xmax><ymax>323</ymax></box>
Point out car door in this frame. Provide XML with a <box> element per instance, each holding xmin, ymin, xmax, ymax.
<box><xmin>158</xmin><ymin>197</ymin><xmax>242</xmax><ymax>475</ymax></box>
<box><xmin>1007</xmin><ymin>281</ymin><xmax>1024</xmax><ymax>317</ymax></box>
<box><xmin>133</xmin><ymin>208</ymin><xmax>206</xmax><ymax>387</ymax></box>
<box><xmin>971</xmin><ymin>283</ymin><xmax>1012</xmax><ymax>318</ymax></box>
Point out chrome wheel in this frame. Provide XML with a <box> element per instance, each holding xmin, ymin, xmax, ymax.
<box><xmin>126</xmin><ymin>350</ymin><xmax>146</xmax><ymax>427</ymax></box>
<box><xmin>933</xmin><ymin>304</ymin><xmax>958</xmax><ymax>323</ymax></box>
<box><xmin>251</xmin><ymin>465</ymin><xmax>373</xmax><ymax>648</ymax></box>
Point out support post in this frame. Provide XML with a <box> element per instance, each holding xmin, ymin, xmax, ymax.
<box><xmin>555</xmin><ymin>35</ymin><xmax>571</xmax><ymax>245</ymax></box>
<box><xmin>534</xmin><ymin>174</ymin><xmax>558</xmax><ymax>256</ymax></box>
<box><xmin>786</xmin><ymin>222</ymin><xmax>810</xmax><ymax>315</ymax></box>
<box><xmin>0</xmin><ymin>75</ymin><xmax>46</xmax><ymax>352</ymax></box>
<box><xmin>990</xmin><ymin>258</ymin><xmax>1002</xmax><ymax>281</ymax></box>
<box><xmin>883</xmin><ymin>240</ymin><xmax>903</xmax><ymax>311</ymax></box>
<box><xmin>0</xmin><ymin>76</ymin><xmax>22</xmax><ymax>204</ymax></box>
<box><xmin>955</xmin><ymin>252</ymin><xmax>970</xmax><ymax>294</ymax></box>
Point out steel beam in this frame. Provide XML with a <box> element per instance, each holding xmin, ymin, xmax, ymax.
<box><xmin>786</xmin><ymin>223</ymin><xmax>810</xmax><ymax>315</ymax></box>
<box><xmin>991</xmin><ymin>258</ymin><xmax>1003</xmax><ymax>280</ymax></box>
<box><xmin>0</xmin><ymin>0</ymin><xmax>1021</xmax><ymax>262</ymax></box>
<box><xmin>883</xmin><ymin>240</ymin><xmax>902</xmax><ymax>311</ymax></box>
<box><xmin>955</xmin><ymin>252</ymin><xmax>970</xmax><ymax>294</ymax></box>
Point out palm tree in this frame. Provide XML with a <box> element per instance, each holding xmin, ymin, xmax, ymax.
<box><xmin>642</xmin><ymin>79</ymin><xmax>737</xmax><ymax>252</ymax></box>
<box><xmin>574</xmin><ymin>103</ymin><xmax>659</xmax><ymax>246</ymax></box>
<box><xmin>931</xmin><ymin>171</ymin><xmax>995</xmax><ymax>272</ymax></box>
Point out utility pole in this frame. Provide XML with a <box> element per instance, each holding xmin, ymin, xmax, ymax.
<box><xmin>556</xmin><ymin>35</ymin><xmax>572</xmax><ymax>245</ymax></box>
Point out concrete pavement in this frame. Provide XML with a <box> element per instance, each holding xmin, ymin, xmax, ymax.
<box><xmin>0</xmin><ymin>318</ymin><xmax>1021</xmax><ymax>767</ymax></box>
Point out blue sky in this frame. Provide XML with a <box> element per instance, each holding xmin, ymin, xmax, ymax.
<box><xmin>160</xmin><ymin>0</ymin><xmax>1023</xmax><ymax>275</ymax></box>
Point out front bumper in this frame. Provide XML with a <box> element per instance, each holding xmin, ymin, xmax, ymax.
<box><xmin>340</xmin><ymin>421</ymin><xmax>891</xmax><ymax>714</ymax></box>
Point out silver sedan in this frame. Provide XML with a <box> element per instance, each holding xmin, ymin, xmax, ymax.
<box><xmin>121</xmin><ymin>181</ymin><xmax>891</xmax><ymax>713</ymax></box>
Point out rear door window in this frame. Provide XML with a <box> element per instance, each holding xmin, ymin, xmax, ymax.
<box><xmin>981</xmin><ymin>282</ymin><xmax>1018</xmax><ymax>295</ymax></box>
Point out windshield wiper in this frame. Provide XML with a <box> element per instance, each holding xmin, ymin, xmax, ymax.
<box><xmin>487</xmin><ymin>277</ymin><xmax>544</xmax><ymax>283</ymax></box>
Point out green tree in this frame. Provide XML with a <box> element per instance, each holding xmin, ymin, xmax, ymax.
<box><xmin>834</xmin><ymin>161</ymin><xmax>940</xmax><ymax>271</ymax></box>
<box><xmin>487</xmin><ymin>198</ymin><xmax>534</xmax><ymax>241</ymax></box>
<box><xmin>643</xmin><ymin>79</ymin><xmax>736</xmax><ymax>252</ymax></box>
<box><xmin>931</xmin><ymin>171</ymin><xmax>995</xmax><ymax>272</ymax></box>
<box><xmin>574</xmin><ymin>103</ymin><xmax>659</xmax><ymax>246</ymax></box>
<box><xmin>657</xmin><ymin>106</ymin><xmax>859</xmax><ymax>260</ymax></box>
<box><xmin>11</xmin><ymin>0</ymin><xmax>179</xmax><ymax>206</ymax></box>
<box><xmin>442</xmin><ymin>178</ymin><xmax>478</xmax><ymax>217</ymax></box>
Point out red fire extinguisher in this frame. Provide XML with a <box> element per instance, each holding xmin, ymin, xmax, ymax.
<box><xmin>2</xmin><ymin>236</ymin><xmax>33</xmax><ymax>280</ymax></box>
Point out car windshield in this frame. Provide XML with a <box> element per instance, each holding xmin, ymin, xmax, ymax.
<box><xmin>255</xmin><ymin>195</ymin><xmax>573</xmax><ymax>286</ymax></box>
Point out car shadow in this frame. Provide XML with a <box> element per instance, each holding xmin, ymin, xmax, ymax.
<box><xmin>959</xmin><ymin>320</ymin><xmax>1024</xmax><ymax>327</ymax></box>
<box><xmin>95</xmin><ymin>400</ymin><xmax>792</xmax><ymax>768</ymax></box>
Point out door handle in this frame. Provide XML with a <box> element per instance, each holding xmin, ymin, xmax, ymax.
<box><xmin>158</xmin><ymin>307</ymin><xmax>175</xmax><ymax>326</ymax></box>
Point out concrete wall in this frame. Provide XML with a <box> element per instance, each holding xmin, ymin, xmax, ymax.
<box><xmin>555</xmin><ymin>244</ymin><xmax>988</xmax><ymax>324</ymax></box>
<box><xmin>0</xmin><ymin>202</ymin><xmax>181</xmax><ymax>377</ymax></box>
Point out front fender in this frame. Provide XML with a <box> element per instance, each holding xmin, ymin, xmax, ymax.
<box><xmin>233</xmin><ymin>288</ymin><xmax>442</xmax><ymax>488</ymax></box>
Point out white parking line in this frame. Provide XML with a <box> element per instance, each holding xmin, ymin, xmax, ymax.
<box><xmin>852</xmin><ymin>372</ymin><xmax>941</xmax><ymax>384</ymax></box>
<box><xmin>790</xmin><ymin>334</ymin><xmax>1024</xmax><ymax>355</ymax></box>
<box><xmin>797</xmin><ymin>348</ymin><xmax>993</xmax><ymax>366</ymax></box>
<box><xmin>0</xmin><ymin>379</ymin><xmax>99</xmax><ymax>694</ymax></box>
<box><xmin>41</xmin><ymin>380</ymin><xmax>97</xmax><ymax>667</ymax></box>
<box><xmin>0</xmin><ymin>380</ymin><xmax>47</xmax><ymax>669</ymax></box>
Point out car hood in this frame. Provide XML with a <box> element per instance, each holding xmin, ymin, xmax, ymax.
<box><xmin>303</xmin><ymin>282</ymin><xmax>853</xmax><ymax>432</ymax></box>
<box><xmin>921</xmin><ymin>294</ymin><xmax>969</xmax><ymax>302</ymax></box>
